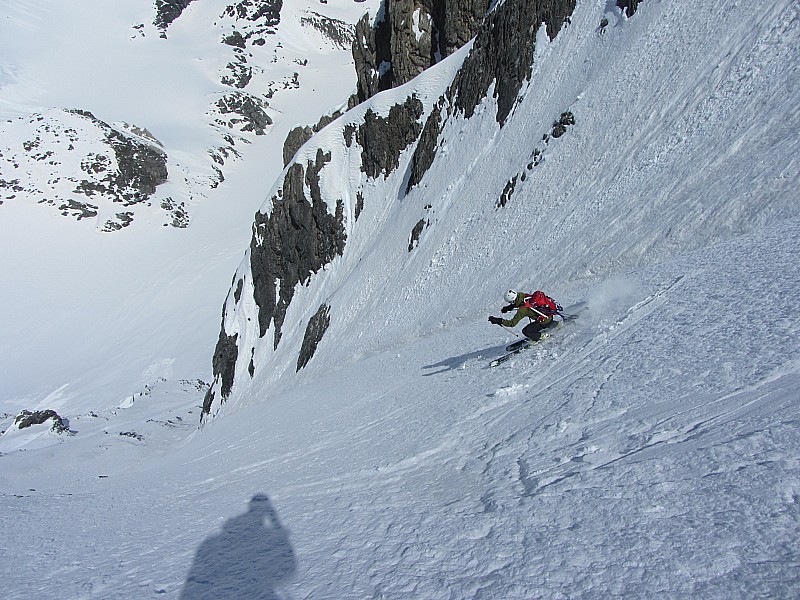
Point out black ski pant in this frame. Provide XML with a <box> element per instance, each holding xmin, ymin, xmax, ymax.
<box><xmin>522</xmin><ymin>319</ymin><xmax>555</xmax><ymax>341</ymax></box>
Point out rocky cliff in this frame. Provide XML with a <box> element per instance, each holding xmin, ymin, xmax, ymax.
<box><xmin>350</xmin><ymin>0</ymin><xmax>491</xmax><ymax>106</ymax></box>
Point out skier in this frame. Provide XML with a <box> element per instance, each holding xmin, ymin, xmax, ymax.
<box><xmin>488</xmin><ymin>289</ymin><xmax>560</xmax><ymax>342</ymax></box>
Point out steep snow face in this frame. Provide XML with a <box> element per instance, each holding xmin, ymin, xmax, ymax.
<box><xmin>1</xmin><ymin>188</ymin><xmax>798</xmax><ymax>599</ymax></box>
<box><xmin>203</xmin><ymin>0</ymin><xmax>800</xmax><ymax>419</ymax></box>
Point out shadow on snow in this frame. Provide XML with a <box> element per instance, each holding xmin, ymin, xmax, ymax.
<box><xmin>180</xmin><ymin>493</ymin><xmax>296</xmax><ymax>600</ymax></box>
<box><xmin>422</xmin><ymin>342</ymin><xmax>511</xmax><ymax>375</ymax></box>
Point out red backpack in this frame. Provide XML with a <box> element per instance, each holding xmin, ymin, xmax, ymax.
<box><xmin>523</xmin><ymin>290</ymin><xmax>561</xmax><ymax>315</ymax></box>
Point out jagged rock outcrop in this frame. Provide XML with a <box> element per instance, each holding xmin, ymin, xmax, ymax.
<box><xmin>407</xmin><ymin>0</ymin><xmax>576</xmax><ymax>192</ymax></box>
<box><xmin>222</xmin><ymin>0</ymin><xmax>282</xmax><ymax>25</ymax></box>
<box><xmin>497</xmin><ymin>176</ymin><xmax>518</xmax><ymax>208</ymax></box>
<box><xmin>154</xmin><ymin>0</ymin><xmax>198</xmax><ymax>32</ymax></box>
<box><xmin>617</xmin><ymin>0</ymin><xmax>641</xmax><ymax>16</ymax></box>
<box><xmin>451</xmin><ymin>0</ymin><xmax>575</xmax><ymax>126</ymax></box>
<box><xmin>283</xmin><ymin>111</ymin><xmax>343</xmax><ymax>166</ymax></box>
<box><xmin>354</xmin><ymin>192</ymin><xmax>365</xmax><ymax>220</ymax></box>
<box><xmin>551</xmin><ymin>110</ymin><xmax>576</xmax><ymax>138</ymax></box>
<box><xmin>408</xmin><ymin>218</ymin><xmax>428</xmax><ymax>251</ymax></box>
<box><xmin>405</xmin><ymin>99</ymin><xmax>443</xmax><ymax>193</ymax></box>
<box><xmin>70</xmin><ymin>110</ymin><xmax>168</xmax><ymax>203</ymax></box>
<box><xmin>14</xmin><ymin>410</ymin><xmax>70</xmax><ymax>434</ymax></box>
<box><xmin>434</xmin><ymin>0</ymin><xmax>490</xmax><ymax>57</ymax></box>
<box><xmin>160</xmin><ymin>198</ymin><xmax>190</xmax><ymax>228</ymax></box>
<box><xmin>215</xmin><ymin>92</ymin><xmax>273</xmax><ymax>134</ymax></box>
<box><xmin>348</xmin><ymin>96</ymin><xmax>424</xmax><ymax>179</ymax></box>
<box><xmin>296</xmin><ymin>304</ymin><xmax>331</xmax><ymax>371</ymax></box>
<box><xmin>222</xmin><ymin>52</ymin><xmax>254</xmax><ymax>88</ymax></box>
<box><xmin>250</xmin><ymin>148</ymin><xmax>346</xmax><ymax>349</ymax></box>
<box><xmin>351</xmin><ymin>8</ymin><xmax>393</xmax><ymax>106</ymax></box>
<box><xmin>351</xmin><ymin>0</ymin><xmax>490</xmax><ymax>107</ymax></box>
<box><xmin>203</xmin><ymin>331</ymin><xmax>239</xmax><ymax>413</ymax></box>
<box><xmin>283</xmin><ymin>126</ymin><xmax>314</xmax><ymax>166</ymax></box>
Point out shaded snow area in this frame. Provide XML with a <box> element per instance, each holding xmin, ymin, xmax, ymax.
<box><xmin>1</xmin><ymin>0</ymin><xmax>799</xmax><ymax>599</ymax></box>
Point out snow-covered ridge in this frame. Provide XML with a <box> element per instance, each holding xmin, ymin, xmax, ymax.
<box><xmin>0</xmin><ymin>108</ymin><xmax>186</xmax><ymax>230</ymax></box>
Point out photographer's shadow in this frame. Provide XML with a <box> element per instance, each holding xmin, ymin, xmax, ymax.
<box><xmin>180</xmin><ymin>493</ymin><xmax>296</xmax><ymax>600</ymax></box>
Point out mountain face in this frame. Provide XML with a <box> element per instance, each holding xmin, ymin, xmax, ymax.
<box><xmin>201</xmin><ymin>0</ymin><xmax>800</xmax><ymax>422</ymax></box>
<box><xmin>2</xmin><ymin>1</ymin><xmax>799</xmax><ymax>596</ymax></box>
<box><xmin>200</xmin><ymin>0</ymin><xmax>578</xmax><ymax>418</ymax></box>
<box><xmin>0</xmin><ymin>109</ymin><xmax>173</xmax><ymax>230</ymax></box>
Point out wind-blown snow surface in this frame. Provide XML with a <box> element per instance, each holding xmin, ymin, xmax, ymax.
<box><xmin>2</xmin><ymin>219</ymin><xmax>799</xmax><ymax>598</ymax></box>
<box><xmin>2</xmin><ymin>0</ymin><xmax>800</xmax><ymax>598</ymax></box>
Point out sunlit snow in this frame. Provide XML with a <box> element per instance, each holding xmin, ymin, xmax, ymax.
<box><xmin>1</xmin><ymin>0</ymin><xmax>798</xmax><ymax>598</ymax></box>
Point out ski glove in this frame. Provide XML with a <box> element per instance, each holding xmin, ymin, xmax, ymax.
<box><xmin>488</xmin><ymin>316</ymin><xmax>503</xmax><ymax>325</ymax></box>
<box><xmin>501</xmin><ymin>304</ymin><xmax>514</xmax><ymax>313</ymax></box>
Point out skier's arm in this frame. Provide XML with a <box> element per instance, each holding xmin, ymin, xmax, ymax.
<box><xmin>501</xmin><ymin>308</ymin><xmax>528</xmax><ymax>328</ymax></box>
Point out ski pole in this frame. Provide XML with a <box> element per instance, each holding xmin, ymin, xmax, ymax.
<box><xmin>498</xmin><ymin>324</ymin><xmax>520</xmax><ymax>339</ymax></box>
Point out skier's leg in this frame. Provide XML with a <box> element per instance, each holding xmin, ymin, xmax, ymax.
<box><xmin>523</xmin><ymin>319</ymin><xmax>558</xmax><ymax>341</ymax></box>
<box><xmin>522</xmin><ymin>322</ymin><xmax>543</xmax><ymax>341</ymax></box>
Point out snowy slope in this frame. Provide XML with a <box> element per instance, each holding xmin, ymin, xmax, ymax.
<box><xmin>203</xmin><ymin>0</ymin><xmax>800</xmax><ymax>417</ymax></box>
<box><xmin>1</xmin><ymin>0</ymin><xmax>799</xmax><ymax>598</ymax></box>
<box><xmin>1</xmin><ymin>212</ymin><xmax>798</xmax><ymax>598</ymax></box>
<box><xmin>0</xmin><ymin>0</ymin><xmax>373</xmax><ymax>199</ymax></box>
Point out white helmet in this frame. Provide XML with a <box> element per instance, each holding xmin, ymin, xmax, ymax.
<box><xmin>504</xmin><ymin>289</ymin><xmax>517</xmax><ymax>303</ymax></box>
